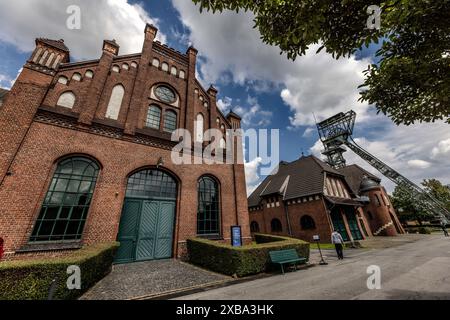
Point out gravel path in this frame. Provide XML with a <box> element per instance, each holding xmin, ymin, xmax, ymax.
<box><xmin>80</xmin><ymin>259</ymin><xmax>230</xmax><ymax>300</ymax></box>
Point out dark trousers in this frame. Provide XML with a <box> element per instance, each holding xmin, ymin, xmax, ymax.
<box><xmin>443</xmin><ymin>228</ymin><xmax>449</xmax><ymax>237</ymax></box>
<box><xmin>335</xmin><ymin>244</ymin><xmax>344</xmax><ymax>259</ymax></box>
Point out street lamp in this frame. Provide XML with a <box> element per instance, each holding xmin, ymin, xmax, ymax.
<box><xmin>313</xmin><ymin>235</ymin><xmax>328</xmax><ymax>265</ymax></box>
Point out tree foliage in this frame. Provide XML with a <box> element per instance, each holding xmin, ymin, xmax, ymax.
<box><xmin>192</xmin><ymin>0</ymin><xmax>450</xmax><ymax>125</ymax></box>
<box><xmin>390</xmin><ymin>178</ymin><xmax>450</xmax><ymax>223</ymax></box>
<box><xmin>422</xmin><ymin>179</ymin><xmax>450</xmax><ymax>212</ymax></box>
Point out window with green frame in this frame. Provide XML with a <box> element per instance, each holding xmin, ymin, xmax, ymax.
<box><xmin>163</xmin><ymin>110</ymin><xmax>177</xmax><ymax>133</ymax></box>
<box><xmin>146</xmin><ymin>105</ymin><xmax>161</xmax><ymax>129</ymax></box>
<box><xmin>197</xmin><ymin>176</ymin><xmax>220</xmax><ymax>236</ymax></box>
<box><xmin>30</xmin><ymin>157</ymin><xmax>100</xmax><ymax>242</ymax></box>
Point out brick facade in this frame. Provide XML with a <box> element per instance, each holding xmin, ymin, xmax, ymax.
<box><xmin>360</xmin><ymin>186</ymin><xmax>405</xmax><ymax>236</ymax></box>
<box><xmin>249</xmin><ymin>158</ymin><xmax>404</xmax><ymax>243</ymax></box>
<box><xmin>0</xmin><ymin>24</ymin><xmax>251</xmax><ymax>260</ymax></box>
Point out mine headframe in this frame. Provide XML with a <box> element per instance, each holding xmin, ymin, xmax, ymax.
<box><xmin>316</xmin><ymin>110</ymin><xmax>356</xmax><ymax>169</ymax></box>
<box><xmin>316</xmin><ymin>110</ymin><xmax>450</xmax><ymax>222</ymax></box>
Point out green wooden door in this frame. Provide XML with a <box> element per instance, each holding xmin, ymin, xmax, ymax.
<box><xmin>331</xmin><ymin>210</ymin><xmax>350</xmax><ymax>241</ymax></box>
<box><xmin>115</xmin><ymin>199</ymin><xmax>141</xmax><ymax>263</ymax></box>
<box><xmin>115</xmin><ymin>199</ymin><xmax>175</xmax><ymax>263</ymax></box>
<box><xmin>345</xmin><ymin>212</ymin><xmax>363</xmax><ymax>240</ymax></box>
<box><xmin>154</xmin><ymin>201</ymin><xmax>176</xmax><ymax>259</ymax></box>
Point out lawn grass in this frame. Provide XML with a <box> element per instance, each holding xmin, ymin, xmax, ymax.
<box><xmin>310</xmin><ymin>243</ymin><xmax>336</xmax><ymax>250</ymax></box>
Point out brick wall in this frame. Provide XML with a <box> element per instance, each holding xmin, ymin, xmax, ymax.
<box><xmin>0</xmin><ymin>24</ymin><xmax>251</xmax><ymax>261</ymax></box>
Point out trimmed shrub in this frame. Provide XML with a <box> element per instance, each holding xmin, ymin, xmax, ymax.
<box><xmin>0</xmin><ymin>242</ymin><xmax>119</xmax><ymax>300</ymax></box>
<box><xmin>187</xmin><ymin>234</ymin><xmax>309</xmax><ymax>277</ymax></box>
<box><xmin>418</xmin><ymin>227</ymin><xmax>432</xmax><ymax>234</ymax></box>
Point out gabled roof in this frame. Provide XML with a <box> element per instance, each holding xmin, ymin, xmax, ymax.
<box><xmin>248</xmin><ymin>155</ymin><xmax>346</xmax><ymax>207</ymax></box>
<box><xmin>37</xmin><ymin>38</ymin><xmax>69</xmax><ymax>52</ymax></box>
<box><xmin>226</xmin><ymin>109</ymin><xmax>242</xmax><ymax>120</ymax></box>
<box><xmin>337</xmin><ymin>164</ymin><xmax>381</xmax><ymax>195</ymax></box>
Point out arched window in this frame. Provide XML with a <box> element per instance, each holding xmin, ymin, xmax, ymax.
<box><xmin>152</xmin><ymin>58</ymin><xmax>160</xmax><ymax>68</ymax></box>
<box><xmin>45</xmin><ymin>52</ymin><xmax>55</xmax><ymax>67</ymax></box>
<box><xmin>250</xmin><ymin>221</ymin><xmax>260</xmax><ymax>233</ymax></box>
<box><xmin>155</xmin><ymin>85</ymin><xmax>176</xmax><ymax>104</ymax></box>
<box><xmin>39</xmin><ymin>50</ymin><xmax>49</xmax><ymax>65</ymax></box>
<box><xmin>161</xmin><ymin>62</ymin><xmax>169</xmax><ymax>72</ymax></box>
<box><xmin>271</xmin><ymin>219</ymin><xmax>282</xmax><ymax>232</ymax></box>
<box><xmin>112</xmin><ymin>65</ymin><xmax>120</xmax><ymax>73</ymax></box>
<box><xmin>52</xmin><ymin>55</ymin><xmax>62</xmax><ymax>69</ymax></box>
<box><xmin>32</xmin><ymin>48</ymin><xmax>43</xmax><ymax>63</ymax></box>
<box><xmin>374</xmin><ymin>194</ymin><xmax>382</xmax><ymax>206</ymax></box>
<box><xmin>146</xmin><ymin>105</ymin><xmax>161</xmax><ymax>129</ymax></box>
<box><xmin>85</xmin><ymin>70</ymin><xmax>94</xmax><ymax>78</ymax></box>
<box><xmin>171</xmin><ymin>66</ymin><xmax>177</xmax><ymax>76</ymax></box>
<box><xmin>122</xmin><ymin>63</ymin><xmax>129</xmax><ymax>70</ymax></box>
<box><xmin>179</xmin><ymin>70</ymin><xmax>185</xmax><ymax>79</ymax></box>
<box><xmin>131</xmin><ymin>61</ymin><xmax>138</xmax><ymax>68</ymax></box>
<box><xmin>30</xmin><ymin>157</ymin><xmax>100</xmax><ymax>242</ymax></box>
<box><xmin>58</xmin><ymin>76</ymin><xmax>68</xmax><ymax>85</ymax></box>
<box><xmin>195</xmin><ymin>114</ymin><xmax>204</xmax><ymax>143</ymax></box>
<box><xmin>300</xmin><ymin>215</ymin><xmax>316</xmax><ymax>230</ymax></box>
<box><xmin>164</xmin><ymin>110</ymin><xmax>177</xmax><ymax>133</ymax></box>
<box><xmin>105</xmin><ymin>84</ymin><xmax>125</xmax><ymax>120</ymax></box>
<box><xmin>72</xmin><ymin>73</ymin><xmax>82</xmax><ymax>81</ymax></box>
<box><xmin>197</xmin><ymin>176</ymin><xmax>220</xmax><ymax>236</ymax></box>
<box><xmin>57</xmin><ymin>92</ymin><xmax>76</xmax><ymax>109</ymax></box>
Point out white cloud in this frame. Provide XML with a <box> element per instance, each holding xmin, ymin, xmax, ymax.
<box><xmin>245</xmin><ymin>157</ymin><xmax>263</xmax><ymax>195</ymax></box>
<box><xmin>0</xmin><ymin>0</ymin><xmax>166</xmax><ymax>60</ymax></box>
<box><xmin>311</xmin><ymin>121</ymin><xmax>450</xmax><ymax>193</ymax></box>
<box><xmin>407</xmin><ymin>160</ymin><xmax>431</xmax><ymax>169</ymax></box>
<box><xmin>302</xmin><ymin>127</ymin><xmax>315</xmax><ymax>137</ymax></box>
<box><xmin>172</xmin><ymin>0</ymin><xmax>372</xmax><ymax>127</ymax></box>
<box><xmin>0</xmin><ymin>73</ymin><xmax>12</xmax><ymax>89</ymax></box>
<box><xmin>217</xmin><ymin>96</ymin><xmax>233</xmax><ymax>113</ymax></box>
<box><xmin>431</xmin><ymin>138</ymin><xmax>450</xmax><ymax>159</ymax></box>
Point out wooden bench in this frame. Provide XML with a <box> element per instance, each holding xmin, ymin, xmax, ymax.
<box><xmin>269</xmin><ymin>249</ymin><xmax>307</xmax><ymax>275</ymax></box>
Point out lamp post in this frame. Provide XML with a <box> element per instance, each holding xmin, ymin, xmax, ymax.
<box><xmin>313</xmin><ymin>235</ymin><xmax>328</xmax><ymax>265</ymax></box>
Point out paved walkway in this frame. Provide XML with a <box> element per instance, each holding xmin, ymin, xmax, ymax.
<box><xmin>81</xmin><ymin>259</ymin><xmax>230</xmax><ymax>300</ymax></box>
<box><xmin>175</xmin><ymin>235</ymin><xmax>450</xmax><ymax>300</ymax></box>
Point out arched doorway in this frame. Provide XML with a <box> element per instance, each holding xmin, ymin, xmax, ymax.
<box><xmin>115</xmin><ymin>169</ymin><xmax>178</xmax><ymax>264</ymax></box>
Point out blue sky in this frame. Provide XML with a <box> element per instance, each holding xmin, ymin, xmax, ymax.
<box><xmin>0</xmin><ymin>0</ymin><xmax>449</xmax><ymax>194</ymax></box>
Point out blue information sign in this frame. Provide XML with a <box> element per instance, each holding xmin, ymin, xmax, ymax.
<box><xmin>231</xmin><ymin>226</ymin><xmax>242</xmax><ymax>247</ymax></box>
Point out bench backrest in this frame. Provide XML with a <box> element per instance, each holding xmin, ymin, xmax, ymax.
<box><xmin>269</xmin><ymin>249</ymin><xmax>299</xmax><ymax>262</ymax></box>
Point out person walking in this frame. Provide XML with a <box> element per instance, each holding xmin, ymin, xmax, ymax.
<box><xmin>331</xmin><ymin>230</ymin><xmax>345</xmax><ymax>260</ymax></box>
<box><xmin>441</xmin><ymin>220</ymin><xmax>449</xmax><ymax>237</ymax></box>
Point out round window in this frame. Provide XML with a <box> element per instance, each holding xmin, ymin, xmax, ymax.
<box><xmin>155</xmin><ymin>86</ymin><xmax>176</xmax><ymax>104</ymax></box>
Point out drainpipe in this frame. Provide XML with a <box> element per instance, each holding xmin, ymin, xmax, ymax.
<box><xmin>283</xmin><ymin>201</ymin><xmax>293</xmax><ymax>237</ymax></box>
<box><xmin>232</xmin><ymin>163</ymin><xmax>239</xmax><ymax>226</ymax></box>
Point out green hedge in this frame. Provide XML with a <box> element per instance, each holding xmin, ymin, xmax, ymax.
<box><xmin>0</xmin><ymin>242</ymin><xmax>119</xmax><ymax>300</ymax></box>
<box><xmin>187</xmin><ymin>234</ymin><xmax>309</xmax><ymax>277</ymax></box>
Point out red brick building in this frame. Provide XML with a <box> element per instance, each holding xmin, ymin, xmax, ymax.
<box><xmin>0</xmin><ymin>24</ymin><xmax>250</xmax><ymax>262</ymax></box>
<box><xmin>248</xmin><ymin>156</ymin><xmax>403</xmax><ymax>244</ymax></box>
<box><xmin>338</xmin><ymin>165</ymin><xmax>404</xmax><ymax>236</ymax></box>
